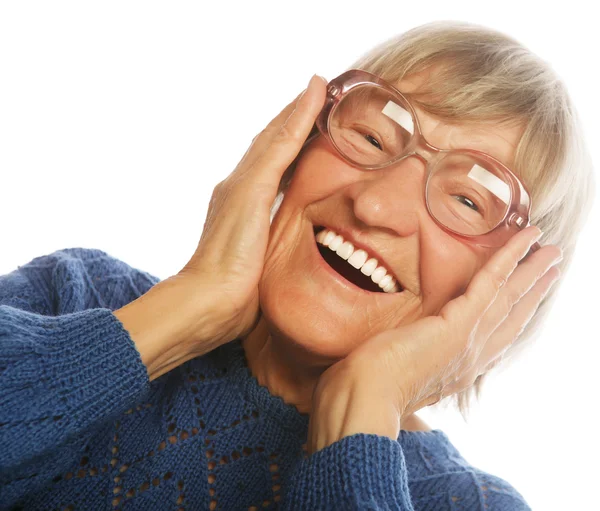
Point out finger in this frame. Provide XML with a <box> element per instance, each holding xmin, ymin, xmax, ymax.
<box><xmin>443</xmin><ymin>370</ymin><xmax>476</xmax><ymax>398</ymax></box>
<box><xmin>248</xmin><ymin>74</ymin><xmax>327</xmax><ymax>188</ymax></box>
<box><xmin>476</xmin><ymin>244</ymin><xmax>563</xmax><ymax>342</ymax></box>
<box><xmin>477</xmin><ymin>264</ymin><xmax>561</xmax><ymax>369</ymax></box>
<box><xmin>520</xmin><ymin>240</ymin><xmax>542</xmax><ymax>263</ymax></box>
<box><xmin>443</xmin><ymin>225</ymin><xmax>544</xmax><ymax>327</ymax></box>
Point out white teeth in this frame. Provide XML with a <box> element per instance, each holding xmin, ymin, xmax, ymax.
<box><xmin>328</xmin><ymin>234</ymin><xmax>343</xmax><ymax>251</ymax></box>
<box><xmin>323</xmin><ymin>230</ymin><xmax>336</xmax><ymax>246</ymax></box>
<box><xmin>378</xmin><ymin>274</ymin><xmax>392</xmax><ymax>290</ymax></box>
<box><xmin>336</xmin><ymin>241</ymin><xmax>354</xmax><ymax>260</ymax></box>
<box><xmin>371</xmin><ymin>266</ymin><xmax>387</xmax><ymax>284</ymax></box>
<box><xmin>383</xmin><ymin>281</ymin><xmax>396</xmax><ymax>293</ymax></box>
<box><xmin>360</xmin><ymin>258</ymin><xmax>378</xmax><ymax>276</ymax></box>
<box><xmin>315</xmin><ymin>227</ymin><xmax>402</xmax><ymax>293</ymax></box>
<box><xmin>348</xmin><ymin>249</ymin><xmax>368</xmax><ymax>269</ymax></box>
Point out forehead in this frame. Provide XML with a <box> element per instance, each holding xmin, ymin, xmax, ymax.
<box><xmin>393</xmin><ymin>71</ymin><xmax>524</xmax><ymax>169</ymax></box>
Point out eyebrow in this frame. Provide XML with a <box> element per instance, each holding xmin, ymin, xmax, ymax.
<box><xmin>409</xmin><ymin>101</ymin><xmax>518</xmax><ymax>168</ymax></box>
<box><xmin>449</xmin><ymin>133</ymin><xmax>516</xmax><ymax>167</ymax></box>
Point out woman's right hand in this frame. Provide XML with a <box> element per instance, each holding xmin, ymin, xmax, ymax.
<box><xmin>179</xmin><ymin>74</ymin><xmax>327</xmax><ymax>349</ymax></box>
<box><xmin>119</xmin><ymin>75</ymin><xmax>327</xmax><ymax>380</ymax></box>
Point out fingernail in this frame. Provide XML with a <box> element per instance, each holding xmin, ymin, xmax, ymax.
<box><xmin>308</xmin><ymin>74</ymin><xmax>327</xmax><ymax>87</ymax></box>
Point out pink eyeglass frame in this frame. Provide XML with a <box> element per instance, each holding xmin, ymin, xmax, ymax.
<box><xmin>303</xmin><ymin>68</ymin><xmax>541</xmax><ymax>255</ymax></box>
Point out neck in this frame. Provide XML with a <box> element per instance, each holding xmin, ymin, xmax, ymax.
<box><xmin>240</xmin><ymin>313</ymin><xmax>432</xmax><ymax>432</ymax></box>
<box><xmin>240</xmin><ymin>314</ymin><xmax>336</xmax><ymax>415</ymax></box>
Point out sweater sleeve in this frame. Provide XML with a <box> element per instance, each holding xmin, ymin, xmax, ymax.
<box><xmin>280</xmin><ymin>433</ymin><xmax>415</xmax><ymax>511</ymax></box>
<box><xmin>0</xmin><ymin>250</ymin><xmax>155</xmax><ymax>476</ymax></box>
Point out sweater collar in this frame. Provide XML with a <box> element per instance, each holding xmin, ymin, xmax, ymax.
<box><xmin>226</xmin><ymin>338</ymin><xmax>311</xmax><ymax>439</ymax></box>
<box><xmin>224</xmin><ymin>338</ymin><xmax>454</xmax><ymax>455</ymax></box>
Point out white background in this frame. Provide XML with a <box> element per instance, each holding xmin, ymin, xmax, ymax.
<box><xmin>1</xmin><ymin>2</ymin><xmax>598</xmax><ymax>509</ymax></box>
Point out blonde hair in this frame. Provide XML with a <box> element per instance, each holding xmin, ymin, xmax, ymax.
<box><xmin>273</xmin><ymin>21</ymin><xmax>596</xmax><ymax>417</ymax></box>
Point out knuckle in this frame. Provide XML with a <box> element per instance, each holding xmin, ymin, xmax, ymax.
<box><xmin>504</xmin><ymin>285</ymin><xmax>521</xmax><ymax>305</ymax></box>
<box><xmin>260</xmin><ymin>125</ymin><xmax>278</xmax><ymax>139</ymax></box>
<box><xmin>251</xmin><ymin>126</ymin><xmax>275</xmax><ymax>148</ymax></box>
<box><xmin>213</xmin><ymin>177</ymin><xmax>230</xmax><ymax>192</ymax></box>
<box><xmin>485</xmin><ymin>357</ymin><xmax>502</xmax><ymax>372</ymax></box>
<box><xmin>448</xmin><ymin>377</ymin><xmax>464</xmax><ymax>394</ymax></box>
<box><xmin>537</xmin><ymin>266</ymin><xmax>553</xmax><ymax>282</ymax></box>
<box><xmin>490</xmin><ymin>270</ymin><xmax>508</xmax><ymax>289</ymax></box>
<box><xmin>212</xmin><ymin>177</ymin><xmax>236</xmax><ymax>200</ymax></box>
<box><xmin>499</xmin><ymin>292</ymin><xmax>516</xmax><ymax>316</ymax></box>
<box><xmin>276</xmin><ymin>122</ymin><xmax>294</xmax><ymax>141</ymax></box>
<box><xmin>211</xmin><ymin>181</ymin><xmax>224</xmax><ymax>196</ymax></box>
<box><xmin>274</xmin><ymin>120</ymin><xmax>304</xmax><ymax>145</ymax></box>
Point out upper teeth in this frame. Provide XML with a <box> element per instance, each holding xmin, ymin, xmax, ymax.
<box><xmin>315</xmin><ymin>228</ymin><xmax>401</xmax><ymax>293</ymax></box>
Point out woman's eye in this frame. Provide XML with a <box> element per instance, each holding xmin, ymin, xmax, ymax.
<box><xmin>364</xmin><ymin>133</ymin><xmax>382</xmax><ymax>150</ymax></box>
<box><xmin>452</xmin><ymin>195</ymin><xmax>479</xmax><ymax>212</ymax></box>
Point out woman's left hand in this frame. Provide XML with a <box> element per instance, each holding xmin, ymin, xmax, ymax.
<box><xmin>307</xmin><ymin>226</ymin><xmax>562</xmax><ymax>454</ymax></box>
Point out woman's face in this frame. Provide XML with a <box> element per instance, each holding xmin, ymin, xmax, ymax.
<box><xmin>258</xmin><ymin>72</ymin><xmax>525</xmax><ymax>360</ymax></box>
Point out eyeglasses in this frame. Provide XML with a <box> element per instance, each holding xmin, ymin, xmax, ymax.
<box><xmin>309</xmin><ymin>69</ymin><xmax>540</xmax><ymax>253</ymax></box>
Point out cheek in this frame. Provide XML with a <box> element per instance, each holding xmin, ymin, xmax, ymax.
<box><xmin>284</xmin><ymin>141</ymin><xmax>360</xmax><ymax>204</ymax></box>
<box><xmin>419</xmin><ymin>237</ymin><xmax>485</xmax><ymax>313</ymax></box>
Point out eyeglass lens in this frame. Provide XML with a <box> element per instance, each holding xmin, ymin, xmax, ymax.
<box><xmin>328</xmin><ymin>85</ymin><xmax>511</xmax><ymax>236</ymax></box>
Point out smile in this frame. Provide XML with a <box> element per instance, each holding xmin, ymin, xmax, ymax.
<box><xmin>313</xmin><ymin>226</ymin><xmax>402</xmax><ymax>294</ymax></box>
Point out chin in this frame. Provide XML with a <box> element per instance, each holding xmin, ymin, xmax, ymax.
<box><xmin>257</xmin><ymin>278</ymin><xmax>362</xmax><ymax>361</ymax></box>
<box><xmin>257</xmin><ymin>263</ymin><xmax>408</xmax><ymax>363</ymax></box>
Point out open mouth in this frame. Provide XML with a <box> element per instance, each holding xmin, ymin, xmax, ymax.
<box><xmin>313</xmin><ymin>226</ymin><xmax>403</xmax><ymax>294</ymax></box>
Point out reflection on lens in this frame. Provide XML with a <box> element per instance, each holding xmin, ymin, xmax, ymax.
<box><xmin>329</xmin><ymin>85</ymin><xmax>413</xmax><ymax>166</ymax></box>
<box><xmin>427</xmin><ymin>154</ymin><xmax>510</xmax><ymax>235</ymax></box>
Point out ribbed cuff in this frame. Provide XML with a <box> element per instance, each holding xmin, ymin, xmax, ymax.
<box><xmin>44</xmin><ymin>308</ymin><xmax>151</xmax><ymax>428</ymax></box>
<box><xmin>281</xmin><ymin>433</ymin><xmax>414</xmax><ymax>510</ymax></box>
<box><xmin>0</xmin><ymin>307</ymin><xmax>151</xmax><ymax>471</ymax></box>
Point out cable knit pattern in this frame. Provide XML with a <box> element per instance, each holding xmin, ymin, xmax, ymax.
<box><xmin>0</xmin><ymin>248</ymin><xmax>531</xmax><ymax>510</ymax></box>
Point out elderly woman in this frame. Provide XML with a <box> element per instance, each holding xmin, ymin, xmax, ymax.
<box><xmin>0</xmin><ymin>21</ymin><xmax>594</xmax><ymax>510</ymax></box>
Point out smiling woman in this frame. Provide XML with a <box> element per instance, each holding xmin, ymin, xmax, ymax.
<box><xmin>0</xmin><ymin>20</ymin><xmax>595</xmax><ymax>511</ymax></box>
<box><xmin>266</xmin><ymin>29</ymin><xmax>584</xmax><ymax>415</ymax></box>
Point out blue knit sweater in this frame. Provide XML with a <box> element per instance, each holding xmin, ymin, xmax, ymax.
<box><xmin>0</xmin><ymin>248</ymin><xmax>530</xmax><ymax>510</ymax></box>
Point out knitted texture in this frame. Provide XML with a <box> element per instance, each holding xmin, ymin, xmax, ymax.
<box><xmin>0</xmin><ymin>248</ymin><xmax>531</xmax><ymax>510</ymax></box>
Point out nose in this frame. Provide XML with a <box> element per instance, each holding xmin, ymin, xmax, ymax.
<box><xmin>349</xmin><ymin>155</ymin><xmax>429</xmax><ymax>237</ymax></box>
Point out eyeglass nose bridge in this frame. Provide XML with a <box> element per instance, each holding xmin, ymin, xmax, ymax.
<box><xmin>403</xmin><ymin>138</ymin><xmax>446</xmax><ymax>171</ymax></box>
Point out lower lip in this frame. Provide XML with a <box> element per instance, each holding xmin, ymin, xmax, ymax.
<box><xmin>309</xmin><ymin>226</ymin><xmax>399</xmax><ymax>297</ymax></box>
